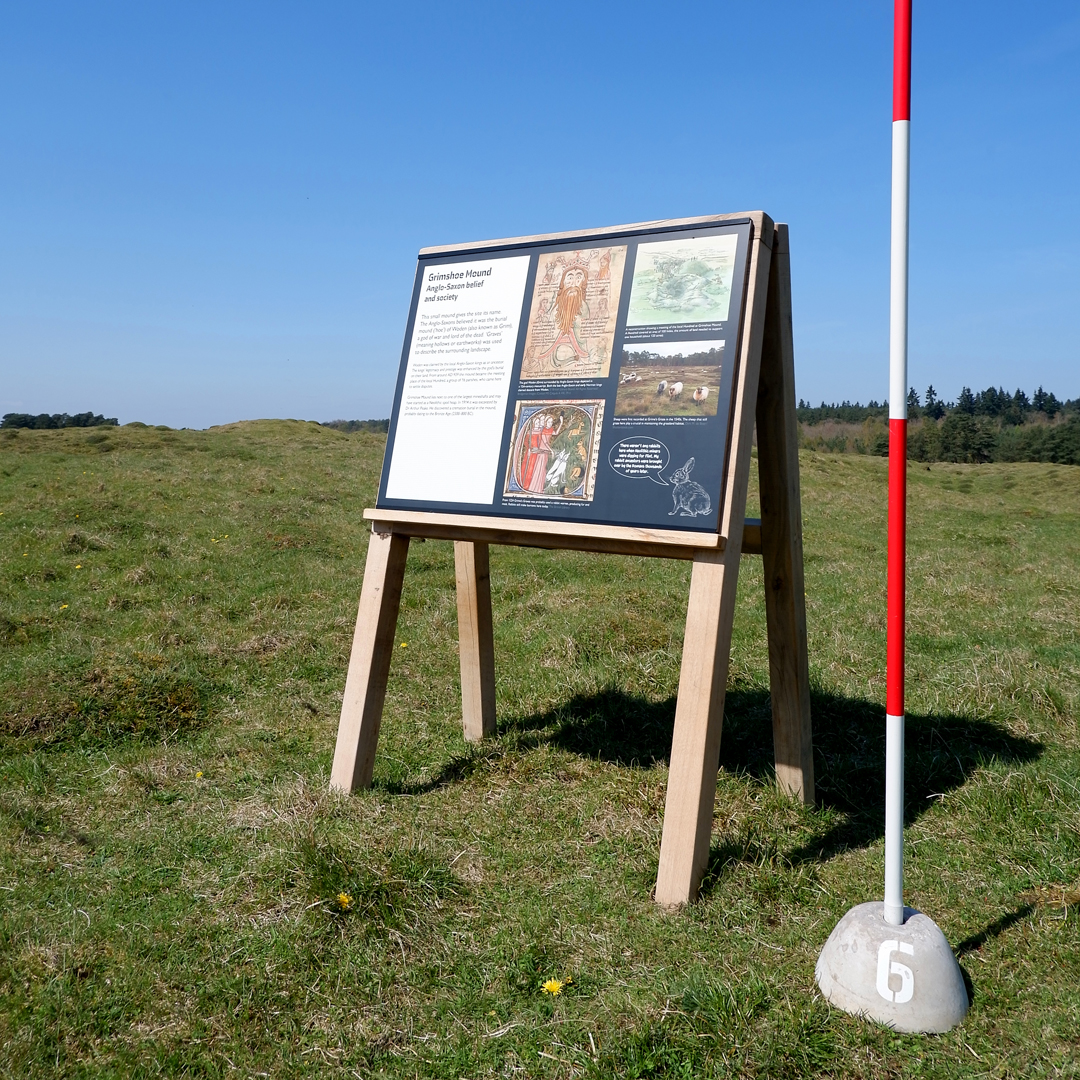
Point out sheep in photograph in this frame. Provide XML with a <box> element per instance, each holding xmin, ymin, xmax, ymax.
<box><xmin>693</xmin><ymin>385</ymin><xmax>709</xmax><ymax>403</ymax></box>
<box><xmin>656</xmin><ymin>380</ymin><xmax>668</xmax><ymax>395</ymax></box>
<box><xmin>667</xmin><ymin>381</ymin><xmax>684</xmax><ymax>400</ymax></box>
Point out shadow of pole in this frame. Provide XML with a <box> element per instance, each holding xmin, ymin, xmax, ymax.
<box><xmin>954</xmin><ymin>904</ymin><xmax>1035</xmax><ymax>959</ymax></box>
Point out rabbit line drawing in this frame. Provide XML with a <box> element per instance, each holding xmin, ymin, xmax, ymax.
<box><xmin>668</xmin><ymin>457</ymin><xmax>712</xmax><ymax>517</ymax></box>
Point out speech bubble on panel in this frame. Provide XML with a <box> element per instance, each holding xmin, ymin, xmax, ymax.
<box><xmin>607</xmin><ymin>438</ymin><xmax>670</xmax><ymax>486</ymax></box>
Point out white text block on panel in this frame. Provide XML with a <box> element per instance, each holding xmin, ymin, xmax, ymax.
<box><xmin>386</xmin><ymin>255</ymin><xmax>530</xmax><ymax>505</ymax></box>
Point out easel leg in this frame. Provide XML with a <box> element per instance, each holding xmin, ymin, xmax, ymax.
<box><xmin>330</xmin><ymin>528</ymin><xmax>410</xmax><ymax>792</ymax></box>
<box><xmin>454</xmin><ymin>540</ymin><xmax>496</xmax><ymax>742</ymax></box>
<box><xmin>655</xmin><ymin>550</ymin><xmax>740</xmax><ymax>908</ymax></box>
<box><xmin>756</xmin><ymin>223</ymin><xmax>814</xmax><ymax>804</ymax></box>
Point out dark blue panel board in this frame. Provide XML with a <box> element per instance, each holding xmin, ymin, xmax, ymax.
<box><xmin>377</xmin><ymin>218</ymin><xmax>754</xmax><ymax>533</ymax></box>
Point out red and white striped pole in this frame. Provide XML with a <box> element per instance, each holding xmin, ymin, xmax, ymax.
<box><xmin>885</xmin><ymin>0</ymin><xmax>911</xmax><ymax>928</ymax></box>
<box><xmin>816</xmin><ymin>2</ymin><xmax>968</xmax><ymax>1028</ymax></box>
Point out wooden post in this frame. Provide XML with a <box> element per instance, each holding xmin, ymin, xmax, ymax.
<box><xmin>756</xmin><ymin>223</ymin><xmax>814</xmax><ymax>804</ymax></box>
<box><xmin>654</xmin><ymin>549</ymin><xmax>739</xmax><ymax>907</ymax></box>
<box><xmin>454</xmin><ymin>540</ymin><xmax>496</xmax><ymax>742</ymax></box>
<box><xmin>654</xmin><ymin>225</ymin><xmax>773</xmax><ymax>908</ymax></box>
<box><xmin>329</xmin><ymin>527</ymin><xmax>410</xmax><ymax>792</ymax></box>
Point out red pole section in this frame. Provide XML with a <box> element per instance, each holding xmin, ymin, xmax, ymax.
<box><xmin>886</xmin><ymin>420</ymin><xmax>906</xmax><ymax>717</ymax></box>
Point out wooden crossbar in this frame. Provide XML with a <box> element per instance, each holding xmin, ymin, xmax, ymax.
<box><xmin>363</xmin><ymin>508</ymin><xmax>762</xmax><ymax>559</ymax></box>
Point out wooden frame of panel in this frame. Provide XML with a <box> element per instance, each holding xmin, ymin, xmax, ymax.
<box><xmin>330</xmin><ymin>216</ymin><xmax>812</xmax><ymax>907</ymax></box>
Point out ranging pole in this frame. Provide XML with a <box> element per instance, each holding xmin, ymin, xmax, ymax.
<box><xmin>886</xmin><ymin>0</ymin><xmax>911</xmax><ymax>928</ymax></box>
<box><xmin>816</xmin><ymin>0</ymin><xmax>968</xmax><ymax>1033</ymax></box>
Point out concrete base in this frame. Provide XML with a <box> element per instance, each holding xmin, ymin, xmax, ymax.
<box><xmin>815</xmin><ymin>902</ymin><xmax>969</xmax><ymax>1033</ymax></box>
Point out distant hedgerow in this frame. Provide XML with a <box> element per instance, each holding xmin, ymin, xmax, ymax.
<box><xmin>1</xmin><ymin>412</ymin><xmax>119</xmax><ymax>429</ymax></box>
<box><xmin>800</xmin><ymin>384</ymin><xmax>1079</xmax><ymax>464</ymax></box>
<box><xmin>320</xmin><ymin>418</ymin><xmax>389</xmax><ymax>433</ymax></box>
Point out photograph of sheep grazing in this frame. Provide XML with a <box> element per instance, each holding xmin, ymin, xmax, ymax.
<box><xmin>614</xmin><ymin>341</ymin><xmax>723</xmax><ymax>417</ymax></box>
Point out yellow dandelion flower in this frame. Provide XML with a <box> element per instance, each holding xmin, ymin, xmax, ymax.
<box><xmin>337</xmin><ymin>892</ymin><xmax>354</xmax><ymax>910</ymax></box>
<box><xmin>75</xmin><ymin>564</ymin><xmax>81</xmax><ymax>569</ymax></box>
<box><xmin>60</xmin><ymin>604</ymin><xmax>68</xmax><ymax>610</ymax></box>
<box><xmin>400</xmin><ymin>642</ymin><xmax>408</xmax><ymax>648</ymax></box>
<box><xmin>541</xmin><ymin>978</ymin><xmax>563</xmax><ymax>996</ymax></box>
<box><xmin>195</xmin><ymin>771</ymin><xmax>203</xmax><ymax>778</ymax></box>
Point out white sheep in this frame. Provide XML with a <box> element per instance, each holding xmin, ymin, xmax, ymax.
<box><xmin>668</xmin><ymin>381</ymin><xmax>684</xmax><ymax>400</ymax></box>
<box><xmin>693</xmin><ymin>385</ymin><xmax>709</xmax><ymax>403</ymax></box>
<box><xmin>656</xmin><ymin>380</ymin><xmax>668</xmax><ymax>395</ymax></box>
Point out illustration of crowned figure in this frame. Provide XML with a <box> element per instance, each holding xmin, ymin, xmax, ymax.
<box><xmin>536</xmin><ymin>264</ymin><xmax>590</xmax><ymax>364</ymax></box>
<box><xmin>520</xmin><ymin>412</ymin><xmax>563</xmax><ymax>493</ymax></box>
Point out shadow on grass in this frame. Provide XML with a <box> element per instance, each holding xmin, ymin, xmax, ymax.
<box><xmin>955</xmin><ymin>905</ymin><xmax>1035</xmax><ymax>959</ymax></box>
<box><xmin>946</xmin><ymin>904</ymin><xmax>1036</xmax><ymax>1008</ymax></box>
<box><xmin>502</xmin><ymin>685</ymin><xmax>678</xmax><ymax>768</ymax></box>
<box><xmin>784</xmin><ymin>687</ymin><xmax>1043</xmax><ymax>865</ymax></box>
<box><xmin>374</xmin><ymin>683</ymin><xmax>1042</xmax><ymax>870</ymax></box>
<box><xmin>373</xmin><ymin>686</ymin><xmax>674</xmax><ymax>795</ymax></box>
<box><xmin>493</xmin><ymin>683</ymin><xmax>1043</xmax><ymax>863</ymax></box>
<box><xmin>379</xmin><ymin>752</ymin><xmax>490</xmax><ymax>796</ymax></box>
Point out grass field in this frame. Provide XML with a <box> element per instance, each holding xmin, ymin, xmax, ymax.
<box><xmin>1</xmin><ymin>420</ymin><xmax>1078</xmax><ymax>1078</ymax></box>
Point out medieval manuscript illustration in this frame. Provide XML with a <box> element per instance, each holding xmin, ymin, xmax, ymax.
<box><xmin>520</xmin><ymin>247</ymin><xmax>627</xmax><ymax>379</ymax></box>
<box><xmin>503</xmin><ymin>399</ymin><xmax>604</xmax><ymax>501</ymax></box>
<box><xmin>627</xmin><ymin>233</ymin><xmax>738</xmax><ymax>326</ymax></box>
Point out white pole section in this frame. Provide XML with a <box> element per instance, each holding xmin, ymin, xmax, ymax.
<box><xmin>889</xmin><ymin>120</ymin><xmax>910</xmax><ymax>419</ymax></box>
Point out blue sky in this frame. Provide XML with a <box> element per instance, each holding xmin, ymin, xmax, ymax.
<box><xmin>2</xmin><ymin>2</ymin><xmax>1078</xmax><ymax>428</ymax></box>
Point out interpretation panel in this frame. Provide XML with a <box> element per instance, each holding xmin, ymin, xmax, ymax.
<box><xmin>377</xmin><ymin>218</ymin><xmax>754</xmax><ymax>532</ymax></box>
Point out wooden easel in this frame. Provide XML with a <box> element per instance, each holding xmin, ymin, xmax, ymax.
<box><xmin>330</xmin><ymin>216</ymin><xmax>812</xmax><ymax>907</ymax></box>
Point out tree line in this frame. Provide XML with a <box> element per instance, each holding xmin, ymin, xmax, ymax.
<box><xmin>622</xmin><ymin>348</ymin><xmax>723</xmax><ymax>368</ymax></box>
<box><xmin>798</xmin><ymin>385</ymin><xmax>1075</xmax><ymax>424</ymax></box>
<box><xmin>1</xmin><ymin>412</ymin><xmax>119</xmax><ymax>429</ymax></box>
<box><xmin>320</xmin><ymin>419</ymin><xmax>390</xmax><ymax>434</ymax></box>
<box><xmin>798</xmin><ymin>385</ymin><xmax>1080</xmax><ymax>465</ymax></box>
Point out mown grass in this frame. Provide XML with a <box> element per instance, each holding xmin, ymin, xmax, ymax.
<box><xmin>1</xmin><ymin>420</ymin><xmax>1078</xmax><ymax>1078</ymax></box>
